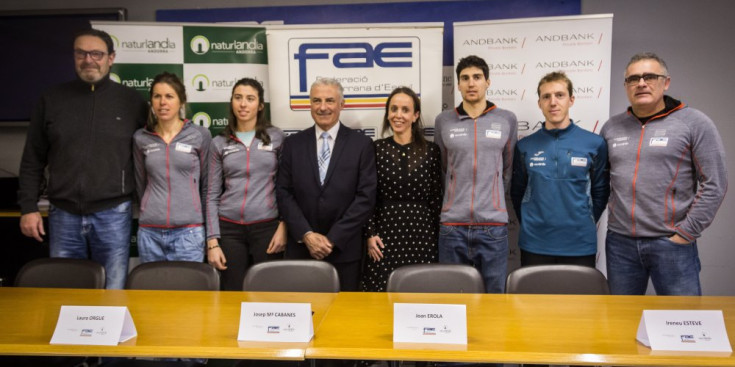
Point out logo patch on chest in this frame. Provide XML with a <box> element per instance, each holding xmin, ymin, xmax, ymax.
<box><xmin>175</xmin><ymin>142</ymin><xmax>193</xmax><ymax>153</ymax></box>
<box><xmin>485</xmin><ymin>129</ymin><xmax>502</xmax><ymax>139</ymax></box>
<box><xmin>571</xmin><ymin>157</ymin><xmax>587</xmax><ymax>166</ymax></box>
<box><xmin>649</xmin><ymin>137</ymin><xmax>668</xmax><ymax>147</ymax></box>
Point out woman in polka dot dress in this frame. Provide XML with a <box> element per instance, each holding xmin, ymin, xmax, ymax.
<box><xmin>362</xmin><ymin>87</ymin><xmax>443</xmax><ymax>292</ymax></box>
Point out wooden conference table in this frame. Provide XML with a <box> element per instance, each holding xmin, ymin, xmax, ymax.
<box><xmin>0</xmin><ymin>287</ymin><xmax>335</xmax><ymax>360</ymax></box>
<box><xmin>2</xmin><ymin>287</ymin><xmax>734</xmax><ymax>365</ymax></box>
<box><xmin>308</xmin><ymin>292</ymin><xmax>735</xmax><ymax>366</ymax></box>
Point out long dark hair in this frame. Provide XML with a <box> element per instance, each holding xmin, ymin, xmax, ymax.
<box><xmin>381</xmin><ymin>87</ymin><xmax>427</xmax><ymax>151</ymax></box>
<box><xmin>147</xmin><ymin>72</ymin><xmax>187</xmax><ymax>131</ymax></box>
<box><xmin>223</xmin><ymin>77</ymin><xmax>272</xmax><ymax>145</ymax></box>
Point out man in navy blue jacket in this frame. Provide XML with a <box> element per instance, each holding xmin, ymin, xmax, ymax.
<box><xmin>276</xmin><ymin>78</ymin><xmax>376</xmax><ymax>291</ymax></box>
<box><xmin>511</xmin><ymin>71</ymin><xmax>609</xmax><ymax>267</ymax></box>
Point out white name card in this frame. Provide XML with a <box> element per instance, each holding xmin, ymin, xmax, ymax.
<box><xmin>393</xmin><ymin>303</ymin><xmax>467</xmax><ymax>344</ymax></box>
<box><xmin>238</xmin><ymin>302</ymin><xmax>313</xmax><ymax>342</ymax></box>
<box><xmin>636</xmin><ymin>310</ymin><xmax>732</xmax><ymax>352</ymax></box>
<box><xmin>50</xmin><ymin>306</ymin><xmax>137</xmax><ymax>346</ymax></box>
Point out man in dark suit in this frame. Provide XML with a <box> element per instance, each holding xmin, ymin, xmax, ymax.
<box><xmin>277</xmin><ymin>78</ymin><xmax>377</xmax><ymax>291</ymax></box>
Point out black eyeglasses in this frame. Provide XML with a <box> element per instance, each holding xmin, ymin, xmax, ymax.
<box><xmin>74</xmin><ymin>49</ymin><xmax>107</xmax><ymax>61</ymax></box>
<box><xmin>624</xmin><ymin>73</ymin><xmax>667</xmax><ymax>86</ymax></box>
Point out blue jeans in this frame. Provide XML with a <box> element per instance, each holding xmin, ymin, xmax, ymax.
<box><xmin>438</xmin><ymin>225</ymin><xmax>508</xmax><ymax>293</ymax></box>
<box><xmin>137</xmin><ymin>226</ymin><xmax>205</xmax><ymax>263</ymax></box>
<box><xmin>48</xmin><ymin>201</ymin><xmax>132</xmax><ymax>289</ymax></box>
<box><xmin>606</xmin><ymin>231</ymin><xmax>702</xmax><ymax>295</ymax></box>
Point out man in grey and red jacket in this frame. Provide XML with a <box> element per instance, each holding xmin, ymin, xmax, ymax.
<box><xmin>600</xmin><ymin>52</ymin><xmax>727</xmax><ymax>296</ymax></box>
<box><xmin>434</xmin><ymin>55</ymin><xmax>518</xmax><ymax>293</ymax></box>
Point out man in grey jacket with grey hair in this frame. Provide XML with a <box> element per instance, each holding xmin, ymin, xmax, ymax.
<box><xmin>600</xmin><ymin>52</ymin><xmax>727</xmax><ymax>296</ymax></box>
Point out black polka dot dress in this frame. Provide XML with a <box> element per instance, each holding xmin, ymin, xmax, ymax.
<box><xmin>362</xmin><ymin>138</ymin><xmax>443</xmax><ymax>292</ymax></box>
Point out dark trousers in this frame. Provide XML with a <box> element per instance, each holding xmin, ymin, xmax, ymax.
<box><xmin>332</xmin><ymin>260</ymin><xmax>361</xmax><ymax>291</ymax></box>
<box><xmin>218</xmin><ymin>219</ymin><xmax>283</xmax><ymax>291</ymax></box>
<box><xmin>520</xmin><ymin>249</ymin><xmax>596</xmax><ymax>268</ymax></box>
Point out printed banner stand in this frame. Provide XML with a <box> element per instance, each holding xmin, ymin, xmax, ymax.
<box><xmin>50</xmin><ymin>306</ymin><xmax>137</xmax><ymax>346</ymax></box>
<box><xmin>636</xmin><ymin>310</ymin><xmax>732</xmax><ymax>352</ymax></box>
<box><xmin>238</xmin><ymin>302</ymin><xmax>313</xmax><ymax>342</ymax></box>
<box><xmin>393</xmin><ymin>303</ymin><xmax>467</xmax><ymax>344</ymax></box>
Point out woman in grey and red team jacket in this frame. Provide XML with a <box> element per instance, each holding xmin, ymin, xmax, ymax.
<box><xmin>205</xmin><ymin>78</ymin><xmax>287</xmax><ymax>290</ymax></box>
<box><xmin>133</xmin><ymin>72</ymin><xmax>212</xmax><ymax>263</ymax></box>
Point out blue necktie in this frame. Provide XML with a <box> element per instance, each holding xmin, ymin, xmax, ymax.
<box><xmin>319</xmin><ymin>132</ymin><xmax>331</xmax><ymax>185</ymax></box>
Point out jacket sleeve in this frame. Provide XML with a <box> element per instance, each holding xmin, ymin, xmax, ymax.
<box><xmin>428</xmin><ymin>143</ymin><xmax>444</xmax><ymax>236</ymax></box>
<box><xmin>198</xmin><ymin>129</ymin><xmax>212</xmax><ymax>233</ymax></box>
<box><xmin>363</xmin><ymin>140</ymin><xmax>380</xmax><ymax>238</ymax></box>
<box><xmin>503</xmin><ymin>113</ymin><xmax>519</xmax><ymax>193</ymax></box>
<box><xmin>590</xmin><ymin>137</ymin><xmax>610</xmax><ymax>223</ymax></box>
<box><xmin>205</xmin><ymin>138</ymin><xmax>224</xmax><ymax>240</ymax></box>
<box><xmin>276</xmin><ymin>135</ymin><xmax>314</xmax><ymax>241</ymax></box>
<box><xmin>510</xmin><ymin>144</ymin><xmax>526</xmax><ymax>224</ymax></box>
<box><xmin>17</xmin><ymin>96</ymin><xmax>49</xmax><ymax>214</ymax></box>
<box><xmin>433</xmin><ymin>117</ymin><xmax>447</xmax><ymax>175</ymax></box>
<box><xmin>132</xmin><ymin>132</ymin><xmax>147</xmax><ymax>210</ymax></box>
<box><xmin>675</xmin><ymin>113</ymin><xmax>728</xmax><ymax>241</ymax></box>
<box><xmin>326</xmin><ymin>136</ymin><xmax>377</xmax><ymax>250</ymax></box>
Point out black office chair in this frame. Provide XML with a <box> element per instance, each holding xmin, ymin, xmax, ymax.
<box><xmin>14</xmin><ymin>257</ymin><xmax>106</xmax><ymax>289</ymax></box>
<box><xmin>505</xmin><ymin>264</ymin><xmax>610</xmax><ymax>295</ymax></box>
<box><xmin>8</xmin><ymin>258</ymin><xmax>105</xmax><ymax>367</ymax></box>
<box><xmin>242</xmin><ymin>260</ymin><xmax>340</xmax><ymax>292</ymax></box>
<box><xmin>125</xmin><ymin>261</ymin><xmax>219</xmax><ymax>291</ymax></box>
<box><xmin>386</xmin><ymin>263</ymin><xmax>485</xmax><ymax>293</ymax></box>
<box><xmin>110</xmin><ymin>262</ymin><xmax>216</xmax><ymax>367</ymax></box>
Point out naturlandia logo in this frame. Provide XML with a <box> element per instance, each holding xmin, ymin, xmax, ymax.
<box><xmin>193</xmin><ymin>112</ymin><xmax>228</xmax><ymax>129</ymax></box>
<box><xmin>191</xmin><ymin>74</ymin><xmax>242</xmax><ymax>92</ymax></box>
<box><xmin>190</xmin><ymin>36</ymin><xmax>210</xmax><ymax>55</ymax></box>
<box><xmin>112</xmin><ymin>34</ymin><xmax>176</xmax><ymax>53</ymax></box>
<box><xmin>109</xmin><ymin>72</ymin><xmax>153</xmax><ymax>89</ymax></box>
<box><xmin>191</xmin><ymin>34</ymin><xmax>263</xmax><ymax>55</ymax></box>
<box><xmin>191</xmin><ymin>74</ymin><xmax>211</xmax><ymax>92</ymax></box>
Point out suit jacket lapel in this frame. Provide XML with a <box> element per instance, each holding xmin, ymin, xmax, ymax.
<box><xmin>322</xmin><ymin>123</ymin><xmax>349</xmax><ymax>187</ymax></box>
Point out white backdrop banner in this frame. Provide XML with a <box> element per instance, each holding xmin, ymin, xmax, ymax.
<box><xmin>453</xmin><ymin>14</ymin><xmax>613</xmax><ymax>271</ymax></box>
<box><xmin>453</xmin><ymin>14</ymin><xmax>613</xmax><ymax>138</ymax></box>
<box><xmin>266</xmin><ymin>23</ymin><xmax>443</xmax><ymax>138</ymax></box>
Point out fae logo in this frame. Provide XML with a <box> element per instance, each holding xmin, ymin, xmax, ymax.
<box><xmin>190</xmin><ymin>35</ymin><xmax>210</xmax><ymax>55</ymax></box>
<box><xmin>191</xmin><ymin>74</ymin><xmax>210</xmax><ymax>92</ymax></box>
<box><xmin>192</xmin><ymin>112</ymin><xmax>212</xmax><ymax>129</ymax></box>
<box><xmin>290</xmin><ymin>38</ymin><xmax>415</xmax><ymax>93</ymax></box>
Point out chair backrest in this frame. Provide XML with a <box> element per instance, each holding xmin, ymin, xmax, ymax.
<box><xmin>242</xmin><ymin>260</ymin><xmax>340</xmax><ymax>292</ymax></box>
<box><xmin>126</xmin><ymin>261</ymin><xmax>220</xmax><ymax>291</ymax></box>
<box><xmin>386</xmin><ymin>264</ymin><xmax>485</xmax><ymax>293</ymax></box>
<box><xmin>14</xmin><ymin>258</ymin><xmax>106</xmax><ymax>289</ymax></box>
<box><xmin>505</xmin><ymin>264</ymin><xmax>610</xmax><ymax>295</ymax></box>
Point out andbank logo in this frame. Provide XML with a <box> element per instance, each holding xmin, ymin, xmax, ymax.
<box><xmin>192</xmin><ymin>112</ymin><xmax>211</xmax><ymax>129</ymax></box>
<box><xmin>572</xmin><ymin>86</ymin><xmax>602</xmax><ymax>99</ymax></box>
<box><xmin>109</xmin><ymin>73</ymin><xmax>121</xmax><ymax>83</ymax></box>
<box><xmin>190</xmin><ymin>35</ymin><xmax>210</xmax><ymax>55</ymax></box>
<box><xmin>488</xmin><ymin>88</ymin><xmax>525</xmax><ymax>101</ymax></box>
<box><xmin>191</xmin><ymin>74</ymin><xmax>211</xmax><ymax>92</ymax></box>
